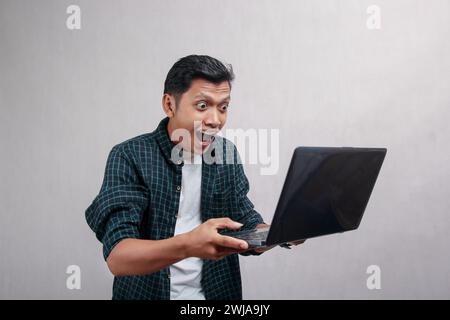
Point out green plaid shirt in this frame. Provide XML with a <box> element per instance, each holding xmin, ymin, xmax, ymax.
<box><xmin>85</xmin><ymin>117</ymin><xmax>264</xmax><ymax>300</ymax></box>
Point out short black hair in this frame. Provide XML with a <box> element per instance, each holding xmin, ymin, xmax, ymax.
<box><xmin>163</xmin><ymin>55</ymin><xmax>235</xmax><ymax>106</ymax></box>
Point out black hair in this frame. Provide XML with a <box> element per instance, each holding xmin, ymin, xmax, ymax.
<box><xmin>163</xmin><ymin>55</ymin><xmax>235</xmax><ymax>106</ymax></box>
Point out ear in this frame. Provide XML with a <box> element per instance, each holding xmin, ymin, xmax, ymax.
<box><xmin>162</xmin><ymin>94</ymin><xmax>176</xmax><ymax>118</ymax></box>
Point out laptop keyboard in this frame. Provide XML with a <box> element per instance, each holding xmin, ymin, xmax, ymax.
<box><xmin>223</xmin><ymin>227</ymin><xmax>269</xmax><ymax>241</ymax></box>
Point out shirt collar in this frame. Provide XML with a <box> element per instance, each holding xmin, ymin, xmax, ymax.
<box><xmin>154</xmin><ymin>117</ymin><xmax>178</xmax><ymax>164</ymax></box>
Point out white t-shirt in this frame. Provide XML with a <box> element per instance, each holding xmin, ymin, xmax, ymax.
<box><xmin>169</xmin><ymin>151</ymin><xmax>205</xmax><ymax>300</ymax></box>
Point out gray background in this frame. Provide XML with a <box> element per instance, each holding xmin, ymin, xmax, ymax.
<box><xmin>1</xmin><ymin>0</ymin><xmax>449</xmax><ymax>299</ymax></box>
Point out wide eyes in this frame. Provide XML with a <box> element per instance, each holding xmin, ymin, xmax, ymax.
<box><xmin>196</xmin><ymin>101</ymin><xmax>207</xmax><ymax>110</ymax></box>
<box><xmin>195</xmin><ymin>101</ymin><xmax>229</xmax><ymax>112</ymax></box>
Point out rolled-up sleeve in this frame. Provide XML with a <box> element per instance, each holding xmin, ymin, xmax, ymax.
<box><xmin>85</xmin><ymin>145</ymin><xmax>149</xmax><ymax>260</ymax></box>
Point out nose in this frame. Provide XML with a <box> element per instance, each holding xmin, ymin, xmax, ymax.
<box><xmin>204</xmin><ymin>108</ymin><xmax>221</xmax><ymax>129</ymax></box>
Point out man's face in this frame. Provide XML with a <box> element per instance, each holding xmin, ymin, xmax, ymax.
<box><xmin>163</xmin><ymin>78</ymin><xmax>230</xmax><ymax>154</ymax></box>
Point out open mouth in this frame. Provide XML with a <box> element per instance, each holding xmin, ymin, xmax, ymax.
<box><xmin>195</xmin><ymin>130</ymin><xmax>216</xmax><ymax>147</ymax></box>
<box><xmin>202</xmin><ymin>132</ymin><xmax>215</xmax><ymax>142</ymax></box>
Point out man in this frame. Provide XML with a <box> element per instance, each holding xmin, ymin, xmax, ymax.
<box><xmin>85</xmin><ymin>55</ymin><xmax>301</xmax><ymax>300</ymax></box>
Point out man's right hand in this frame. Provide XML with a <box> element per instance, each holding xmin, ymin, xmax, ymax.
<box><xmin>183</xmin><ymin>218</ymin><xmax>249</xmax><ymax>260</ymax></box>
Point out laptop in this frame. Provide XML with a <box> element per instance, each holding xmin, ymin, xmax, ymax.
<box><xmin>222</xmin><ymin>146</ymin><xmax>387</xmax><ymax>248</ymax></box>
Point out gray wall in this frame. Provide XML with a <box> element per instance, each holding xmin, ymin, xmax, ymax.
<box><xmin>1</xmin><ymin>0</ymin><xmax>449</xmax><ymax>299</ymax></box>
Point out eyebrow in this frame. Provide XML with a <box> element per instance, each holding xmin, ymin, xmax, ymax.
<box><xmin>194</xmin><ymin>92</ymin><xmax>230</xmax><ymax>104</ymax></box>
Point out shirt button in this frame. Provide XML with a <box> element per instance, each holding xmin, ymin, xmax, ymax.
<box><xmin>176</xmin><ymin>186</ymin><xmax>181</xmax><ymax>191</ymax></box>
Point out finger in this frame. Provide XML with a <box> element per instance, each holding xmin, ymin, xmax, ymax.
<box><xmin>210</xmin><ymin>218</ymin><xmax>243</xmax><ymax>230</ymax></box>
<box><xmin>216</xmin><ymin>247</ymin><xmax>247</xmax><ymax>256</ymax></box>
<box><xmin>213</xmin><ymin>246</ymin><xmax>247</xmax><ymax>260</ymax></box>
<box><xmin>216</xmin><ymin>235</ymin><xmax>248</xmax><ymax>250</ymax></box>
